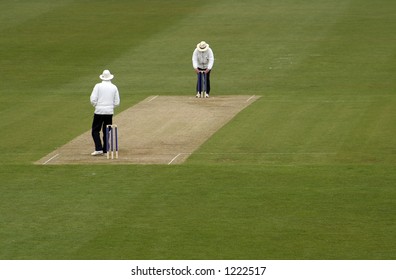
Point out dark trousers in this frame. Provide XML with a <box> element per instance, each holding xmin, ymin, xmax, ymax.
<box><xmin>196</xmin><ymin>68</ymin><xmax>211</xmax><ymax>94</ymax></box>
<box><xmin>91</xmin><ymin>114</ymin><xmax>113</xmax><ymax>152</ymax></box>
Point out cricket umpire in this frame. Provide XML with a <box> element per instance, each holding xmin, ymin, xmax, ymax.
<box><xmin>90</xmin><ymin>69</ymin><xmax>120</xmax><ymax>156</ymax></box>
<box><xmin>192</xmin><ymin>41</ymin><xmax>214</xmax><ymax>98</ymax></box>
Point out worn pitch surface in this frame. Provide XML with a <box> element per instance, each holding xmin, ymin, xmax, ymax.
<box><xmin>36</xmin><ymin>95</ymin><xmax>260</xmax><ymax>165</ymax></box>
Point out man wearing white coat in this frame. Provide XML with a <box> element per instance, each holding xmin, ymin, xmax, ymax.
<box><xmin>90</xmin><ymin>70</ymin><xmax>120</xmax><ymax>156</ymax></box>
<box><xmin>192</xmin><ymin>41</ymin><xmax>214</xmax><ymax>98</ymax></box>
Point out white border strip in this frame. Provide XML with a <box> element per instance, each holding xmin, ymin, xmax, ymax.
<box><xmin>1</xmin><ymin>260</ymin><xmax>394</xmax><ymax>280</ymax></box>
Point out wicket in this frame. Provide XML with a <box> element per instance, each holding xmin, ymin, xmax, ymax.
<box><xmin>106</xmin><ymin>124</ymin><xmax>118</xmax><ymax>159</ymax></box>
<box><xmin>197</xmin><ymin>70</ymin><xmax>207</xmax><ymax>97</ymax></box>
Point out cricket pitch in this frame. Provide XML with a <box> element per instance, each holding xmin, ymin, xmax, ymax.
<box><xmin>36</xmin><ymin>95</ymin><xmax>260</xmax><ymax>165</ymax></box>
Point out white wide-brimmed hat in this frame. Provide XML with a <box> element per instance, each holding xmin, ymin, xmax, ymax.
<box><xmin>99</xmin><ymin>69</ymin><xmax>114</xmax><ymax>81</ymax></box>
<box><xmin>197</xmin><ymin>41</ymin><xmax>209</xmax><ymax>52</ymax></box>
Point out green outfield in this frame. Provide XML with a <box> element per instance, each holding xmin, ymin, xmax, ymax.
<box><xmin>1</xmin><ymin>0</ymin><xmax>395</xmax><ymax>259</ymax></box>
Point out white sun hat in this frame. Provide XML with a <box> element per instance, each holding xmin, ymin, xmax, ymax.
<box><xmin>197</xmin><ymin>41</ymin><xmax>209</xmax><ymax>52</ymax></box>
<box><xmin>99</xmin><ymin>69</ymin><xmax>114</xmax><ymax>81</ymax></box>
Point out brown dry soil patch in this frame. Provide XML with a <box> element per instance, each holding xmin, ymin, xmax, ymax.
<box><xmin>36</xmin><ymin>95</ymin><xmax>260</xmax><ymax>165</ymax></box>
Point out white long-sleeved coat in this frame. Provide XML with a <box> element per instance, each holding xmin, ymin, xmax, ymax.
<box><xmin>192</xmin><ymin>47</ymin><xmax>214</xmax><ymax>70</ymax></box>
<box><xmin>90</xmin><ymin>81</ymin><xmax>120</xmax><ymax>115</ymax></box>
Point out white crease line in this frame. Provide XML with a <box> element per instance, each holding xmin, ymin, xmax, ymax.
<box><xmin>168</xmin><ymin>153</ymin><xmax>182</xmax><ymax>165</ymax></box>
<box><xmin>147</xmin><ymin>95</ymin><xmax>159</xmax><ymax>102</ymax></box>
<box><xmin>246</xmin><ymin>95</ymin><xmax>256</xmax><ymax>102</ymax></box>
<box><xmin>43</xmin><ymin>153</ymin><xmax>60</xmax><ymax>165</ymax></box>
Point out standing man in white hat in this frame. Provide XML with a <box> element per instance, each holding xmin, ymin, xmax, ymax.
<box><xmin>90</xmin><ymin>69</ymin><xmax>120</xmax><ymax>156</ymax></box>
<box><xmin>192</xmin><ymin>41</ymin><xmax>214</xmax><ymax>98</ymax></box>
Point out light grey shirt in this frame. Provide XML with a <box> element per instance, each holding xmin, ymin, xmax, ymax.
<box><xmin>90</xmin><ymin>81</ymin><xmax>120</xmax><ymax>115</ymax></box>
<box><xmin>192</xmin><ymin>48</ymin><xmax>214</xmax><ymax>70</ymax></box>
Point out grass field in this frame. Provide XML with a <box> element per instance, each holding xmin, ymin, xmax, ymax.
<box><xmin>0</xmin><ymin>0</ymin><xmax>395</xmax><ymax>259</ymax></box>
